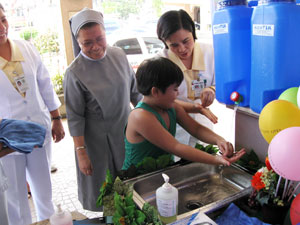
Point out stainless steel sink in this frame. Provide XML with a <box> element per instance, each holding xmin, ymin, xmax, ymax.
<box><xmin>131</xmin><ymin>162</ymin><xmax>252</xmax><ymax>220</ymax></box>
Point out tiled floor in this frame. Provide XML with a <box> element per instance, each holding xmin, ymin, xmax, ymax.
<box><xmin>29</xmin><ymin>101</ymin><xmax>234</xmax><ymax>223</ymax></box>
<box><xmin>29</xmin><ymin>119</ymin><xmax>102</xmax><ymax>223</ymax></box>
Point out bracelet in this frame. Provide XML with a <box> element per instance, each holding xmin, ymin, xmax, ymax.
<box><xmin>208</xmin><ymin>86</ymin><xmax>216</xmax><ymax>92</ymax></box>
<box><xmin>75</xmin><ymin>146</ymin><xmax>86</xmax><ymax>151</ymax></box>
<box><xmin>52</xmin><ymin>116</ymin><xmax>62</xmax><ymax>121</ymax></box>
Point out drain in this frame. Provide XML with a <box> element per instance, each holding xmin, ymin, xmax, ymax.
<box><xmin>186</xmin><ymin>201</ymin><xmax>204</xmax><ymax>210</ymax></box>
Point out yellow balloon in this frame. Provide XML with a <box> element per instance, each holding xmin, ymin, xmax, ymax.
<box><xmin>259</xmin><ymin>100</ymin><xmax>300</xmax><ymax>143</ymax></box>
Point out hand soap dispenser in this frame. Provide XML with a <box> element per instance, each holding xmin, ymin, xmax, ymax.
<box><xmin>49</xmin><ymin>204</ymin><xmax>73</xmax><ymax>225</ymax></box>
<box><xmin>156</xmin><ymin>173</ymin><xmax>178</xmax><ymax>224</ymax></box>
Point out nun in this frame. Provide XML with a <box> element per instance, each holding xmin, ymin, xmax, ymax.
<box><xmin>63</xmin><ymin>8</ymin><xmax>142</xmax><ymax>211</ymax></box>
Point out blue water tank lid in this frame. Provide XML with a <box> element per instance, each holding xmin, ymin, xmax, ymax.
<box><xmin>259</xmin><ymin>0</ymin><xmax>295</xmax><ymax>3</ymax></box>
<box><xmin>248</xmin><ymin>0</ymin><xmax>259</xmax><ymax>6</ymax></box>
<box><xmin>218</xmin><ymin>0</ymin><xmax>248</xmax><ymax>9</ymax></box>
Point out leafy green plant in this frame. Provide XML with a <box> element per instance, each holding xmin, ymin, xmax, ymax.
<box><xmin>142</xmin><ymin>202</ymin><xmax>163</xmax><ymax>225</ymax></box>
<box><xmin>20</xmin><ymin>28</ymin><xmax>38</xmax><ymax>41</ymax></box>
<box><xmin>97</xmin><ymin>170</ymin><xmax>114</xmax><ymax>208</ymax></box>
<box><xmin>235</xmin><ymin>149</ymin><xmax>264</xmax><ymax>173</ymax></box>
<box><xmin>97</xmin><ymin>170</ymin><xmax>163</xmax><ymax>224</ymax></box>
<box><xmin>113</xmin><ymin>192</ymin><xmax>146</xmax><ymax>225</ymax></box>
<box><xmin>195</xmin><ymin>143</ymin><xmax>219</xmax><ymax>155</ymax></box>
<box><xmin>97</xmin><ymin>170</ymin><xmax>132</xmax><ymax>216</ymax></box>
<box><xmin>33</xmin><ymin>31</ymin><xmax>60</xmax><ymax>54</ymax></box>
<box><xmin>119</xmin><ymin>154</ymin><xmax>174</xmax><ymax>180</ymax></box>
<box><xmin>51</xmin><ymin>73</ymin><xmax>64</xmax><ymax>95</ymax></box>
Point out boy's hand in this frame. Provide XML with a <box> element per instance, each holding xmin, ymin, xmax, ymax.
<box><xmin>216</xmin><ymin>148</ymin><xmax>246</xmax><ymax>166</ymax></box>
<box><xmin>194</xmin><ymin>103</ymin><xmax>218</xmax><ymax>124</ymax></box>
<box><xmin>216</xmin><ymin>139</ymin><xmax>234</xmax><ymax>157</ymax></box>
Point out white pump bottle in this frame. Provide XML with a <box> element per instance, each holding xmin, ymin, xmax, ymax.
<box><xmin>156</xmin><ymin>173</ymin><xmax>178</xmax><ymax>224</ymax></box>
<box><xmin>49</xmin><ymin>204</ymin><xmax>73</xmax><ymax>225</ymax></box>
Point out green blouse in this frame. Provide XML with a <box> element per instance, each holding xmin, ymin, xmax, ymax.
<box><xmin>122</xmin><ymin>102</ymin><xmax>177</xmax><ymax>170</ymax></box>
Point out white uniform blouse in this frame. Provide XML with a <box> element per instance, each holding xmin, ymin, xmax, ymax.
<box><xmin>0</xmin><ymin>40</ymin><xmax>60</xmax><ymax>154</ymax></box>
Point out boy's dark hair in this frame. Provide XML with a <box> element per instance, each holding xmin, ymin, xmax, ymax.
<box><xmin>157</xmin><ymin>9</ymin><xmax>197</xmax><ymax>49</ymax></box>
<box><xmin>136</xmin><ymin>57</ymin><xmax>183</xmax><ymax>95</ymax></box>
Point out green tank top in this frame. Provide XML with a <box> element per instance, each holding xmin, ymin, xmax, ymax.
<box><xmin>122</xmin><ymin>102</ymin><xmax>177</xmax><ymax>170</ymax></box>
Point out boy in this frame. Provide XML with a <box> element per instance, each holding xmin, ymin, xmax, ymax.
<box><xmin>122</xmin><ymin>57</ymin><xmax>246</xmax><ymax>170</ymax></box>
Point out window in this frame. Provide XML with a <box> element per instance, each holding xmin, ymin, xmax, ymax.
<box><xmin>113</xmin><ymin>38</ymin><xmax>142</xmax><ymax>55</ymax></box>
<box><xmin>142</xmin><ymin>37</ymin><xmax>164</xmax><ymax>54</ymax></box>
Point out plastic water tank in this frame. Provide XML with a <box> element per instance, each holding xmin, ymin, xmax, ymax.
<box><xmin>248</xmin><ymin>0</ymin><xmax>259</xmax><ymax>7</ymax></box>
<box><xmin>250</xmin><ymin>0</ymin><xmax>300</xmax><ymax>113</ymax></box>
<box><xmin>213</xmin><ymin>0</ymin><xmax>253</xmax><ymax>106</ymax></box>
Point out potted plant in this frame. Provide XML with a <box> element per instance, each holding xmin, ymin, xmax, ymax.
<box><xmin>97</xmin><ymin>170</ymin><xmax>163</xmax><ymax>225</ymax></box>
<box><xmin>248</xmin><ymin>157</ymin><xmax>294</xmax><ymax>224</ymax></box>
<box><xmin>51</xmin><ymin>72</ymin><xmax>66</xmax><ymax>117</ymax></box>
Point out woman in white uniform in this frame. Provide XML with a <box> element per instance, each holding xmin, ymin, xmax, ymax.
<box><xmin>0</xmin><ymin>118</ymin><xmax>46</xmax><ymax>225</ymax></box>
<box><xmin>0</xmin><ymin>4</ymin><xmax>65</xmax><ymax>224</ymax></box>
<box><xmin>157</xmin><ymin>9</ymin><xmax>217</xmax><ymax>147</ymax></box>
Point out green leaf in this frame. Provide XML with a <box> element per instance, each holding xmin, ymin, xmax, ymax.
<box><xmin>97</xmin><ymin>170</ymin><xmax>114</xmax><ymax>207</ymax></box>
<box><xmin>114</xmin><ymin>193</ymin><xmax>125</xmax><ymax>216</ymax></box>
<box><xmin>113</xmin><ymin>211</ymin><xmax>122</xmax><ymax>225</ymax></box>
<box><xmin>125</xmin><ymin>205</ymin><xmax>135</xmax><ymax>218</ymax></box>
<box><xmin>103</xmin><ymin>194</ymin><xmax>115</xmax><ymax>216</ymax></box>
<box><xmin>142</xmin><ymin>157</ymin><xmax>157</xmax><ymax>172</ymax></box>
<box><xmin>156</xmin><ymin>154</ymin><xmax>172</xmax><ymax>170</ymax></box>
<box><xmin>142</xmin><ymin>202</ymin><xmax>162</xmax><ymax>224</ymax></box>
<box><xmin>195</xmin><ymin>143</ymin><xmax>204</xmax><ymax>150</ymax></box>
<box><xmin>135</xmin><ymin>210</ymin><xmax>146</xmax><ymax>224</ymax></box>
<box><xmin>124</xmin><ymin>193</ymin><xmax>135</xmax><ymax>207</ymax></box>
<box><xmin>114</xmin><ymin>176</ymin><xmax>125</xmax><ymax>195</ymax></box>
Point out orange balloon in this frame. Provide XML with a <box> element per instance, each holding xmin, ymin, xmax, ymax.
<box><xmin>259</xmin><ymin>100</ymin><xmax>300</xmax><ymax>143</ymax></box>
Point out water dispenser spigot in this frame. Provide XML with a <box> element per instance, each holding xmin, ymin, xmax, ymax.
<box><xmin>230</xmin><ymin>91</ymin><xmax>243</xmax><ymax>105</ymax></box>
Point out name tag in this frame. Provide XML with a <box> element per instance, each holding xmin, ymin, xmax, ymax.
<box><xmin>14</xmin><ymin>75</ymin><xmax>29</xmax><ymax>94</ymax></box>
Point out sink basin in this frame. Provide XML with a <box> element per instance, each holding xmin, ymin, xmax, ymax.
<box><xmin>131</xmin><ymin>162</ymin><xmax>252</xmax><ymax>220</ymax></box>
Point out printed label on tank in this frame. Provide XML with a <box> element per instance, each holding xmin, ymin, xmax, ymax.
<box><xmin>213</xmin><ymin>23</ymin><xmax>228</xmax><ymax>34</ymax></box>
<box><xmin>252</xmin><ymin>24</ymin><xmax>274</xmax><ymax>36</ymax></box>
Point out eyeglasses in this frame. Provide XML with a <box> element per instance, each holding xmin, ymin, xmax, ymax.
<box><xmin>79</xmin><ymin>37</ymin><xmax>106</xmax><ymax>49</ymax></box>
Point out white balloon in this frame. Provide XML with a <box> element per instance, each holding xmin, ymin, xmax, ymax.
<box><xmin>298</xmin><ymin>85</ymin><xmax>300</xmax><ymax>109</ymax></box>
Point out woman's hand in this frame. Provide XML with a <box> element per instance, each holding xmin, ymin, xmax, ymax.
<box><xmin>216</xmin><ymin>139</ymin><xmax>235</xmax><ymax>157</ymax></box>
<box><xmin>0</xmin><ymin>143</ymin><xmax>14</xmax><ymax>158</ymax></box>
<box><xmin>194</xmin><ymin>103</ymin><xmax>218</xmax><ymax>124</ymax></box>
<box><xmin>76</xmin><ymin>148</ymin><xmax>93</xmax><ymax>176</ymax></box>
<box><xmin>52</xmin><ymin>120</ymin><xmax>65</xmax><ymax>143</ymax></box>
<box><xmin>200</xmin><ymin>87</ymin><xmax>215</xmax><ymax>107</ymax></box>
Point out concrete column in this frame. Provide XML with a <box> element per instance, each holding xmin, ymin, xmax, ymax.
<box><xmin>59</xmin><ymin>0</ymin><xmax>93</xmax><ymax>65</ymax></box>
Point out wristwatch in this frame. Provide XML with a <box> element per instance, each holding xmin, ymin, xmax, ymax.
<box><xmin>52</xmin><ymin>116</ymin><xmax>62</xmax><ymax>121</ymax></box>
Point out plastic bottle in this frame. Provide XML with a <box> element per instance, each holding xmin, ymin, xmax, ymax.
<box><xmin>49</xmin><ymin>204</ymin><xmax>73</xmax><ymax>225</ymax></box>
<box><xmin>212</xmin><ymin>0</ymin><xmax>253</xmax><ymax>106</ymax></box>
<box><xmin>156</xmin><ymin>173</ymin><xmax>178</xmax><ymax>224</ymax></box>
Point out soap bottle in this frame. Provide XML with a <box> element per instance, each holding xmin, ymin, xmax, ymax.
<box><xmin>156</xmin><ymin>173</ymin><xmax>178</xmax><ymax>224</ymax></box>
<box><xmin>49</xmin><ymin>204</ymin><xmax>73</xmax><ymax>225</ymax></box>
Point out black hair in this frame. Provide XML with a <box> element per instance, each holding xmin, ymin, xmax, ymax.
<box><xmin>157</xmin><ymin>9</ymin><xmax>197</xmax><ymax>49</ymax></box>
<box><xmin>136</xmin><ymin>57</ymin><xmax>183</xmax><ymax>95</ymax></box>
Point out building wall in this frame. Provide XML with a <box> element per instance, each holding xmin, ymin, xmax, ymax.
<box><xmin>59</xmin><ymin>0</ymin><xmax>92</xmax><ymax>65</ymax></box>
